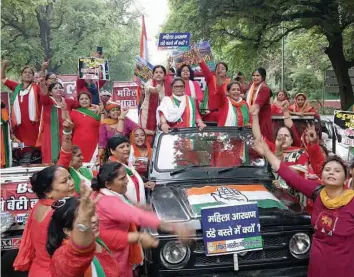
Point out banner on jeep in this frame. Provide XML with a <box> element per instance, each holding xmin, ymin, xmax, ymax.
<box><xmin>78</xmin><ymin>57</ymin><xmax>110</xmax><ymax>81</ymax></box>
<box><xmin>186</xmin><ymin>185</ymin><xmax>287</xmax><ymax>217</ymax></box>
<box><xmin>201</xmin><ymin>202</ymin><xmax>263</xmax><ymax>255</ymax></box>
<box><xmin>172</xmin><ymin>41</ymin><xmax>216</xmax><ymax>72</ymax></box>
<box><xmin>334</xmin><ymin>110</ymin><xmax>354</xmax><ymax>147</ymax></box>
<box><xmin>0</xmin><ymin>181</ymin><xmax>38</xmax><ymax>224</ymax></box>
<box><xmin>112</xmin><ymin>82</ymin><xmax>138</xmax><ymax>108</ymax></box>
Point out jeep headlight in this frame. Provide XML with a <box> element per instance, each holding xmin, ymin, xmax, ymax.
<box><xmin>160</xmin><ymin>241</ymin><xmax>190</xmax><ymax>269</ymax></box>
<box><xmin>0</xmin><ymin>212</ymin><xmax>14</xmax><ymax>233</ymax></box>
<box><xmin>289</xmin><ymin>233</ymin><xmax>311</xmax><ymax>259</ymax></box>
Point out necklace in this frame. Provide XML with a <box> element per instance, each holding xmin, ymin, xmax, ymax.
<box><xmin>137</xmin><ymin>147</ymin><xmax>148</xmax><ymax>157</ymax></box>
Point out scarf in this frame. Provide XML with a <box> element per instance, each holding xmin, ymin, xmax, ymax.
<box><xmin>144</xmin><ymin>78</ymin><xmax>172</xmax><ymax>131</ymax></box>
<box><xmin>130</xmin><ymin>128</ymin><xmax>152</xmax><ymax>159</ymax></box>
<box><xmin>273</xmin><ymin>99</ymin><xmax>285</xmax><ymax>108</ymax></box>
<box><xmin>246</xmin><ymin>82</ymin><xmax>263</xmax><ymax>107</ymax></box>
<box><xmin>13</xmin><ymin>199</ymin><xmax>55</xmax><ymax>271</ymax></box>
<box><xmin>50</xmin><ymin>103</ymin><xmax>60</xmax><ymax>163</ymax></box>
<box><xmin>200</xmin><ymin>75</ymin><xmax>230</xmax><ymax>114</ymax></box>
<box><xmin>1</xmin><ymin>108</ymin><xmax>11</xmax><ymax>167</ymax></box>
<box><xmin>186</xmin><ymin>80</ymin><xmax>203</xmax><ymax>101</ymax></box>
<box><xmin>101</xmin><ymin>118</ymin><xmax>117</xmax><ymax>126</ymax></box>
<box><xmin>320</xmin><ymin>188</ymin><xmax>354</xmax><ymax>209</ymax></box>
<box><xmin>65</xmin><ymin>236</ymin><xmax>107</xmax><ymax>277</ymax></box>
<box><xmin>69</xmin><ymin>167</ymin><xmax>94</xmax><ymax>194</ymax></box>
<box><xmin>76</xmin><ymin>107</ymin><xmax>101</xmax><ymax>121</ymax></box>
<box><xmin>11</xmin><ymin>83</ymin><xmax>39</xmax><ymax>126</ymax></box>
<box><xmin>156</xmin><ymin>95</ymin><xmax>196</xmax><ymax>127</ymax></box>
<box><xmin>99</xmin><ymin>188</ymin><xmax>143</xmax><ymax>267</ymax></box>
<box><xmin>108</xmin><ymin>156</ymin><xmax>145</xmax><ymax>204</ymax></box>
<box><xmin>290</xmin><ymin>93</ymin><xmax>314</xmax><ymax>113</ymax></box>
<box><xmin>219</xmin><ymin>97</ymin><xmax>250</xmax><ymax>127</ymax></box>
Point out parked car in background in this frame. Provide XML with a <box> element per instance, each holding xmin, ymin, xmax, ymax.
<box><xmin>321</xmin><ymin>115</ymin><xmax>350</xmax><ymax>161</ymax></box>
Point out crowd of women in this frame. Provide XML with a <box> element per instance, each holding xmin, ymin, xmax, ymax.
<box><xmin>0</xmin><ymin>49</ymin><xmax>353</xmax><ymax>277</ymax></box>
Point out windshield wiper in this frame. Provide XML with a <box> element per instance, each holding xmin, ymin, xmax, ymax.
<box><xmin>218</xmin><ymin>165</ymin><xmax>255</xmax><ymax>174</ymax></box>
<box><xmin>170</xmin><ymin>164</ymin><xmax>210</xmax><ymax>176</ymax></box>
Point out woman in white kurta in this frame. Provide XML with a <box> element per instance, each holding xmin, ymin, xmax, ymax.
<box><xmin>106</xmin><ymin>135</ymin><xmax>155</xmax><ymax>204</ymax></box>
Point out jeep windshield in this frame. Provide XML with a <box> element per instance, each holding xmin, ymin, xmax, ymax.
<box><xmin>155</xmin><ymin>129</ymin><xmax>265</xmax><ymax>171</ymax></box>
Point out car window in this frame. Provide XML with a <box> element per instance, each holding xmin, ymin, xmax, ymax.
<box><xmin>156</xmin><ymin>131</ymin><xmax>264</xmax><ymax>171</ymax></box>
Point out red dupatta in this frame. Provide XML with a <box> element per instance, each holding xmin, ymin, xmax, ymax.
<box><xmin>13</xmin><ymin>199</ymin><xmax>55</xmax><ymax>271</ymax></box>
<box><xmin>289</xmin><ymin>93</ymin><xmax>315</xmax><ymax>113</ymax></box>
<box><xmin>130</xmin><ymin>127</ymin><xmax>152</xmax><ymax>159</ymax></box>
<box><xmin>146</xmin><ymin>77</ymin><xmax>172</xmax><ymax>131</ymax></box>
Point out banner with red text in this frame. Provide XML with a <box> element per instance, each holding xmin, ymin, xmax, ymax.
<box><xmin>112</xmin><ymin>82</ymin><xmax>138</xmax><ymax>108</ymax></box>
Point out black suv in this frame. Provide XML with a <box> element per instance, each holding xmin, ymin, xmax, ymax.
<box><xmin>144</xmin><ymin>127</ymin><xmax>311</xmax><ymax>277</ymax></box>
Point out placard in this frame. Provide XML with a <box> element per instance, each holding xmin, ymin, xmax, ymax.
<box><xmin>172</xmin><ymin>41</ymin><xmax>216</xmax><ymax>72</ymax></box>
<box><xmin>57</xmin><ymin>75</ymin><xmax>78</xmax><ymax>99</ymax></box>
<box><xmin>158</xmin><ymin>32</ymin><xmax>191</xmax><ymax>49</ymax></box>
<box><xmin>134</xmin><ymin>56</ymin><xmax>154</xmax><ymax>83</ymax></box>
<box><xmin>78</xmin><ymin>57</ymin><xmax>109</xmax><ymax>80</ymax></box>
<box><xmin>112</xmin><ymin>82</ymin><xmax>138</xmax><ymax>108</ymax></box>
<box><xmin>334</xmin><ymin>110</ymin><xmax>354</xmax><ymax>146</ymax></box>
<box><xmin>201</xmin><ymin>202</ymin><xmax>263</xmax><ymax>256</ymax></box>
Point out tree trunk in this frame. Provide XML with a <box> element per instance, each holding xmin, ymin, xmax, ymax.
<box><xmin>36</xmin><ymin>4</ymin><xmax>56</xmax><ymax>73</ymax></box>
<box><xmin>325</xmin><ymin>33</ymin><xmax>354</xmax><ymax>110</ymax></box>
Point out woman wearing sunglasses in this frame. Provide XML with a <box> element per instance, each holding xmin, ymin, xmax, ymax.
<box><xmin>13</xmin><ymin>119</ymin><xmax>76</xmax><ymax>277</ymax></box>
<box><xmin>157</xmin><ymin>77</ymin><xmax>207</xmax><ymax>134</ymax></box>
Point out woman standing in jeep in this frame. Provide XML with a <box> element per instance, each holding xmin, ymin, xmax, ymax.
<box><xmin>253</xmin><ymin>138</ymin><xmax>354</xmax><ymax>277</ymax></box>
<box><xmin>1</xmin><ymin>60</ymin><xmax>43</xmax><ymax>147</ymax></box>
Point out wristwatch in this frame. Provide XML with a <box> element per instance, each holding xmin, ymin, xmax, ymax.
<box><xmin>77</xmin><ymin>223</ymin><xmax>91</xmax><ymax>232</ymax></box>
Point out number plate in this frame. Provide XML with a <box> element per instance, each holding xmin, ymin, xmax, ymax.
<box><xmin>1</xmin><ymin>238</ymin><xmax>21</xmax><ymax>250</ymax></box>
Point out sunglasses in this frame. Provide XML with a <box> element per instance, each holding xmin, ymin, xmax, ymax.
<box><xmin>51</xmin><ymin>197</ymin><xmax>72</xmax><ymax>210</ymax></box>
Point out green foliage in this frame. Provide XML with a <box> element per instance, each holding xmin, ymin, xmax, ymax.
<box><xmin>1</xmin><ymin>0</ymin><xmax>140</xmax><ymax>82</ymax></box>
<box><xmin>164</xmin><ymin>0</ymin><xmax>354</xmax><ymax>108</ymax></box>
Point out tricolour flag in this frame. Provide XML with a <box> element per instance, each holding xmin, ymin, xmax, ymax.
<box><xmin>136</xmin><ymin>15</ymin><xmax>149</xmax><ymax>109</ymax></box>
<box><xmin>140</xmin><ymin>15</ymin><xmax>149</xmax><ymax>61</ymax></box>
<box><xmin>185</xmin><ymin>184</ymin><xmax>287</xmax><ymax>216</ymax></box>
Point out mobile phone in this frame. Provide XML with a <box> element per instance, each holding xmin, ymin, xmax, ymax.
<box><xmin>97</xmin><ymin>47</ymin><xmax>103</xmax><ymax>55</ymax></box>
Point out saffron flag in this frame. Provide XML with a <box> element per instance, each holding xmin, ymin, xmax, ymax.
<box><xmin>185</xmin><ymin>185</ymin><xmax>287</xmax><ymax>216</ymax></box>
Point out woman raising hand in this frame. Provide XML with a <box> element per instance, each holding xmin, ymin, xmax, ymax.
<box><xmin>252</xmin><ymin>138</ymin><xmax>354</xmax><ymax>277</ymax></box>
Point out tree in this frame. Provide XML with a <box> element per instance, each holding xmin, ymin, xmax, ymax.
<box><xmin>1</xmin><ymin>0</ymin><xmax>139</xmax><ymax>81</ymax></box>
<box><xmin>164</xmin><ymin>0</ymin><xmax>354</xmax><ymax>110</ymax></box>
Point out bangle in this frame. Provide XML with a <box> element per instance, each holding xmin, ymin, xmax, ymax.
<box><xmin>63</xmin><ymin>130</ymin><xmax>72</xmax><ymax>135</ymax></box>
<box><xmin>118</xmin><ymin>117</ymin><xmax>125</xmax><ymax>121</ymax></box>
<box><xmin>137</xmin><ymin>233</ymin><xmax>141</xmax><ymax>243</ymax></box>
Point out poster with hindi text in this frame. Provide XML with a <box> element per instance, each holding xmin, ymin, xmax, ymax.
<box><xmin>78</xmin><ymin>57</ymin><xmax>109</xmax><ymax>81</ymax></box>
<box><xmin>111</xmin><ymin>82</ymin><xmax>138</xmax><ymax>108</ymax></box>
